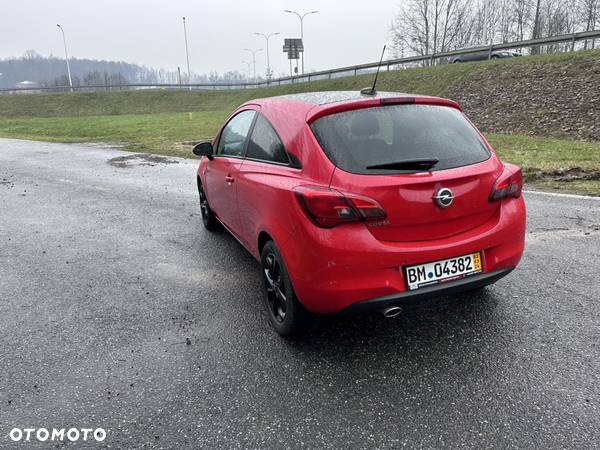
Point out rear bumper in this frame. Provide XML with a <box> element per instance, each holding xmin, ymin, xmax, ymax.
<box><xmin>345</xmin><ymin>267</ymin><xmax>514</xmax><ymax>313</ymax></box>
<box><xmin>282</xmin><ymin>197</ymin><xmax>525</xmax><ymax>315</ymax></box>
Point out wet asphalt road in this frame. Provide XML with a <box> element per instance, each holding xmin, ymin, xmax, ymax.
<box><xmin>0</xmin><ymin>138</ymin><xmax>599</xmax><ymax>449</ymax></box>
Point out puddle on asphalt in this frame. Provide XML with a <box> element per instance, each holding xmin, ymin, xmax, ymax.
<box><xmin>108</xmin><ymin>153</ymin><xmax>180</xmax><ymax>168</ymax></box>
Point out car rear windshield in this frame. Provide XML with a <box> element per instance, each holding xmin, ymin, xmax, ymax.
<box><xmin>310</xmin><ymin>104</ymin><xmax>490</xmax><ymax>175</ymax></box>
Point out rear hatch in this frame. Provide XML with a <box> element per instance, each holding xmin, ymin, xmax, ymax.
<box><xmin>311</xmin><ymin>101</ymin><xmax>501</xmax><ymax>242</ymax></box>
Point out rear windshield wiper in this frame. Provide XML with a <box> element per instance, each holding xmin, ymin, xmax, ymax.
<box><xmin>366</xmin><ymin>158</ymin><xmax>439</xmax><ymax>171</ymax></box>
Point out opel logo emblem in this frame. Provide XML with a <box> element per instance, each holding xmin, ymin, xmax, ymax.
<box><xmin>433</xmin><ymin>188</ymin><xmax>454</xmax><ymax>208</ymax></box>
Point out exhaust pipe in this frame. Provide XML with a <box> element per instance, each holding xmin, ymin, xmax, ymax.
<box><xmin>382</xmin><ymin>306</ymin><xmax>403</xmax><ymax>318</ymax></box>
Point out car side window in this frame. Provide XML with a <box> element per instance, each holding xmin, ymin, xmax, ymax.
<box><xmin>216</xmin><ymin>110</ymin><xmax>256</xmax><ymax>157</ymax></box>
<box><xmin>246</xmin><ymin>114</ymin><xmax>290</xmax><ymax>164</ymax></box>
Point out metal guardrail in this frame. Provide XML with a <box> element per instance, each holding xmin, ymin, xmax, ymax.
<box><xmin>2</xmin><ymin>29</ymin><xmax>599</xmax><ymax>94</ymax></box>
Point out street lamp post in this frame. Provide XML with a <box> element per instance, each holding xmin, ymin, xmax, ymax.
<box><xmin>182</xmin><ymin>17</ymin><xmax>192</xmax><ymax>91</ymax></box>
<box><xmin>283</xmin><ymin>9</ymin><xmax>318</xmax><ymax>74</ymax></box>
<box><xmin>253</xmin><ymin>32</ymin><xmax>280</xmax><ymax>80</ymax></box>
<box><xmin>56</xmin><ymin>24</ymin><xmax>73</xmax><ymax>92</ymax></box>
<box><xmin>244</xmin><ymin>48</ymin><xmax>263</xmax><ymax>83</ymax></box>
<box><xmin>242</xmin><ymin>60</ymin><xmax>252</xmax><ymax>81</ymax></box>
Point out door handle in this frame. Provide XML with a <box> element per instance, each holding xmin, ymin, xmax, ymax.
<box><xmin>225</xmin><ymin>175</ymin><xmax>234</xmax><ymax>184</ymax></box>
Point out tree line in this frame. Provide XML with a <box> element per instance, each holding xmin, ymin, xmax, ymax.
<box><xmin>390</xmin><ymin>0</ymin><xmax>599</xmax><ymax>58</ymax></box>
<box><xmin>0</xmin><ymin>51</ymin><xmax>255</xmax><ymax>89</ymax></box>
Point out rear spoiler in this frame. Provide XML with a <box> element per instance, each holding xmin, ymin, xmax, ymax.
<box><xmin>307</xmin><ymin>96</ymin><xmax>462</xmax><ymax>123</ymax></box>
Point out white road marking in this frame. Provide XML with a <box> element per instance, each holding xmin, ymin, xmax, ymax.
<box><xmin>523</xmin><ymin>190</ymin><xmax>600</xmax><ymax>201</ymax></box>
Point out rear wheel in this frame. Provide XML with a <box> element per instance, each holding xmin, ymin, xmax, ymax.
<box><xmin>198</xmin><ymin>181</ymin><xmax>221</xmax><ymax>231</ymax></box>
<box><xmin>261</xmin><ymin>241</ymin><xmax>313</xmax><ymax>337</ymax></box>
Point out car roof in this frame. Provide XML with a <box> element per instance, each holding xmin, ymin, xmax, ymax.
<box><xmin>266</xmin><ymin>90</ymin><xmax>413</xmax><ymax>106</ymax></box>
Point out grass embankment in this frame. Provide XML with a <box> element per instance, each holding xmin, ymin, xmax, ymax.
<box><xmin>0</xmin><ymin>50</ymin><xmax>599</xmax><ymax>194</ymax></box>
<box><xmin>0</xmin><ymin>112</ymin><xmax>228</xmax><ymax>157</ymax></box>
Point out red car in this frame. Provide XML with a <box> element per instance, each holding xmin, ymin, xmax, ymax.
<box><xmin>193</xmin><ymin>91</ymin><xmax>526</xmax><ymax>336</ymax></box>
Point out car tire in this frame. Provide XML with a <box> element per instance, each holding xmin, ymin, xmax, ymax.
<box><xmin>260</xmin><ymin>241</ymin><xmax>313</xmax><ymax>337</ymax></box>
<box><xmin>198</xmin><ymin>181</ymin><xmax>221</xmax><ymax>231</ymax></box>
<box><xmin>453</xmin><ymin>59</ymin><xmax>462</xmax><ymax>63</ymax></box>
<box><xmin>491</xmin><ymin>55</ymin><xmax>499</xmax><ymax>59</ymax></box>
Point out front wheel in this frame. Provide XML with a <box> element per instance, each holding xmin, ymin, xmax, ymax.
<box><xmin>261</xmin><ymin>241</ymin><xmax>313</xmax><ymax>337</ymax></box>
<box><xmin>198</xmin><ymin>181</ymin><xmax>221</xmax><ymax>231</ymax></box>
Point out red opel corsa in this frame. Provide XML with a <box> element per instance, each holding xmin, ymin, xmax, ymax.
<box><xmin>193</xmin><ymin>91</ymin><xmax>526</xmax><ymax>336</ymax></box>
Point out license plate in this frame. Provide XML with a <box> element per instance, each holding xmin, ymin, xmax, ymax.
<box><xmin>405</xmin><ymin>252</ymin><xmax>482</xmax><ymax>290</ymax></box>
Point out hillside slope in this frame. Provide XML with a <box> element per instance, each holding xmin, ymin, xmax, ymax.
<box><xmin>0</xmin><ymin>62</ymin><xmax>478</xmax><ymax>118</ymax></box>
<box><xmin>1</xmin><ymin>49</ymin><xmax>599</xmax><ymax>142</ymax></box>
<box><xmin>446</xmin><ymin>50</ymin><xmax>600</xmax><ymax>141</ymax></box>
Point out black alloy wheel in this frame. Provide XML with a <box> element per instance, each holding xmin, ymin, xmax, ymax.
<box><xmin>198</xmin><ymin>181</ymin><xmax>220</xmax><ymax>231</ymax></box>
<box><xmin>260</xmin><ymin>241</ymin><xmax>313</xmax><ymax>336</ymax></box>
<box><xmin>263</xmin><ymin>251</ymin><xmax>287</xmax><ymax>323</ymax></box>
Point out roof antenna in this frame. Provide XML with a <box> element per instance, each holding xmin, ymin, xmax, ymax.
<box><xmin>361</xmin><ymin>45</ymin><xmax>386</xmax><ymax>96</ymax></box>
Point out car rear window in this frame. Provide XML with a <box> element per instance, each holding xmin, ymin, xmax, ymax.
<box><xmin>310</xmin><ymin>104</ymin><xmax>490</xmax><ymax>174</ymax></box>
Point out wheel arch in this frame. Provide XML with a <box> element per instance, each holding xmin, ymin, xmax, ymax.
<box><xmin>257</xmin><ymin>231</ymin><xmax>273</xmax><ymax>257</ymax></box>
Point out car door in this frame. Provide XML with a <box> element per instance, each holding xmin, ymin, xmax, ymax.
<box><xmin>472</xmin><ymin>51</ymin><xmax>489</xmax><ymax>61</ymax></box>
<box><xmin>204</xmin><ymin>109</ymin><xmax>257</xmax><ymax>237</ymax></box>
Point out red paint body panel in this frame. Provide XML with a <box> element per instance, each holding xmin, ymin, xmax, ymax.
<box><xmin>197</xmin><ymin>92</ymin><xmax>526</xmax><ymax>314</ymax></box>
<box><xmin>236</xmin><ymin>159</ymin><xmax>303</xmax><ymax>256</ymax></box>
<box><xmin>329</xmin><ymin>157</ymin><xmax>502</xmax><ymax>242</ymax></box>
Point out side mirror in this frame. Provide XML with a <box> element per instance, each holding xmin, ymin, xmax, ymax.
<box><xmin>192</xmin><ymin>141</ymin><xmax>214</xmax><ymax>159</ymax></box>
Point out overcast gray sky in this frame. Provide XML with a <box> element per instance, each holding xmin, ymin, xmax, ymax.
<box><xmin>1</xmin><ymin>0</ymin><xmax>400</xmax><ymax>76</ymax></box>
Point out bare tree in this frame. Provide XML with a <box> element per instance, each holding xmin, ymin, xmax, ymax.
<box><xmin>513</xmin><ymin>0</ymin><xmax>533</xmax><ymax>41</ymax></box>
<box><xmin>391</xmin><ymin>0</ymin><xmax>597</xmax><ymax>58</ymax></box>
<box><xmin>579</xmin><ymin>0</ymin><xmax>600</xmax><ymax>47</ymax></box>
<box><xmin>390</xmin><ymin>0</ymin><xmax>475</xmax><ymax>63</ymax></box>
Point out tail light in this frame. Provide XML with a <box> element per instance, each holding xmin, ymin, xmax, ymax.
<box><xmin>293</xmin><ymin>185</ymin><xmax>386</xmax><ymax>228</ymax></box>
<box><xmin>490</xmin><ymin>164</ymin><xmax>523</xmax><ymax>201</ymax></box>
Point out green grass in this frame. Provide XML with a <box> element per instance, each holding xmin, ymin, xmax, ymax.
<box><xmin>1</xmin><ymin>48</ymin><xmax>599</xmax><ymax>194</ymax></box>
<box><xmin>0</xmin><ymin>63</ymin><xmax>478</xmax><ymax>119</ymax></box>
<box><xmin>0</xmin><ymin>111</ymin><xmax>227</xmax><ymax>158</ymax></box>
<box><xmin>532</xmin><ymin>179</ymin><xmax>600</xmax><ymax>196</ymax></box>
<box><xmin>487</xmin><ymin>134</ymin><xmax>600</xmax><ymax>172</ymax></box>
<box><xmin>1</xmin><ymin>111</ymin><xmax>598</xmax><ymax>194</ymax></box>
<box><xmin>487</xmin><ymin>134</ymin><xmax>600</xmax><ymax>195</ymax></box>
<box><xmin>1</xmin><ymin>48</ymin><xmax>598</xmax><ymax>119</ymax></box>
